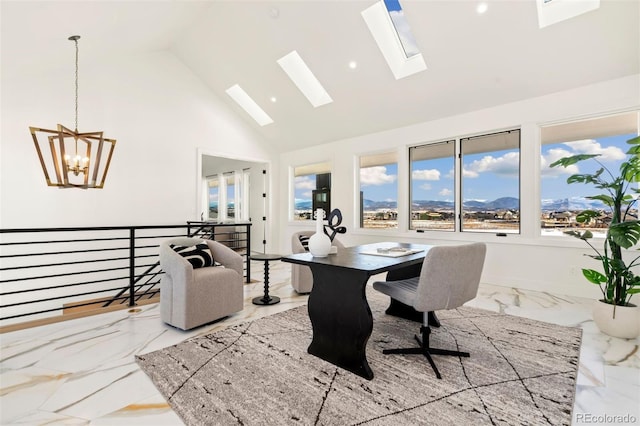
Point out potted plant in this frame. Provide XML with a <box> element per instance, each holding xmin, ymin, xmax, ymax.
<box><xmin>550</xmin><ymin>135</ymin><xmax>640</xmax><ymax>339</ymax></box>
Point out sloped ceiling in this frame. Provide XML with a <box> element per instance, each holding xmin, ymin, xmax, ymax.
<box><xmin>2</xmin><ymin>0</ymin><xmax>638</xmax><ymax>153</ymax></box>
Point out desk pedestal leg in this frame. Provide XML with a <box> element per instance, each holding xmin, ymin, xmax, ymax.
<box><xmin>307</xmin><ymin>266</ymin><xmax>373</xmax><ymax>380</ymax></box>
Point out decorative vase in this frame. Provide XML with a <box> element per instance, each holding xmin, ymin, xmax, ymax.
<box><xmin>592</xmin><ymin>300</ymin><xmax>640</xmax><ymax>339</ymax></box>
<box><xmin>308</xmin><ymin>208</ymin><xmax>331</xmax><ymax>257</ymax></box>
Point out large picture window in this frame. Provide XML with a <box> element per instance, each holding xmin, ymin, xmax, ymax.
<box><xmin>461</xmin><ymin>129</ymin><xmax>520</xmax><ymax>233</ymax></box>
<box><xmin>359</xmin><ymin>152</ymin><xmax>398</xmax><ymax>229</ymax></box>
<box><xmin>409</xmin><ymin>141</ymin><xmax>455</xmax><ymax>231</ymax></box>
<box><xmin>540</xmin><ymin>112</ymin><xmax>639</xmax><ymax>236</ymax></box>
<box><xmin>293</xmin><ymin>162</ymin><xmax>331</xmax><ymax>220</ymax></box>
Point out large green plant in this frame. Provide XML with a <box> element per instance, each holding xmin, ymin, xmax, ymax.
<box><xmin>550</xmin><ymin>135</ymin><xmax>640</xmax><ymax>307</ymax></box>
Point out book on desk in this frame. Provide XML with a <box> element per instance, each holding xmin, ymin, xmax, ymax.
<box><xmin>360</xmin><ymin>247</ymin><xmax>423</xmax><ymax>257</ymax></box>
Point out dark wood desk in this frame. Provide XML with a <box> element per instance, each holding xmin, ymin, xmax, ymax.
<box><xmin>282</xmin><ymin>242</ymin><xmax>432</xmax><ymax>380</ymax></box>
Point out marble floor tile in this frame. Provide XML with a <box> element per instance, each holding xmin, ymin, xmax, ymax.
<box><xmin>1</xmin><ymin>260</ymin><xmax>638</xmax><ymax>425</ymax></box>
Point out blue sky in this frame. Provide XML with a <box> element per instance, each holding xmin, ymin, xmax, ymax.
<box><xmin>351</xmin><ymin>134</ymin><xmax>634</xmax><ymax>204</ymax></box>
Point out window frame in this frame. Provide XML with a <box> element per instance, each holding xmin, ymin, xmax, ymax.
<box><xmin>539</xmin><ymin>111</ymin><xmax>639</xmax><ymax>238</ymax></box>
<box><xmin>460</xmin><ymin>129</ymin><xmax>521</xmax><ymax>234</ymax></box>
<box><xmin>406</xmin><ymin>128</ymin><xmax>521</xmax><ymax>234</ymax></box>
<box><xmin>408</xmin><ymin>139</ymin><xmax>456</xmax><ymax>232</ymax></box>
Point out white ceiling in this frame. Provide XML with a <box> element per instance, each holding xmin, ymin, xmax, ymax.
<box><xmin>2</xmin><ymin>0</ymin><xmax>638</xmax><ymax>153</ymax></box>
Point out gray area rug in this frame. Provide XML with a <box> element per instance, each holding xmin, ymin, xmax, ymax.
<box><xmin>136</xmin><ymin>291</ymin><xmax>582</xmax><ymax>425</ymax></box>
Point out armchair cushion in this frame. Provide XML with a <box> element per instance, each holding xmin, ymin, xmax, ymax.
<box><xmin>170</xmin><ymin>242</ymin><xmax>214</xmax><ymax>269</ymax></box>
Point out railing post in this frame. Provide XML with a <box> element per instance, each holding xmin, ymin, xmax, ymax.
<box><xmin>246</xmin><ymin>224</ymin><xmax>251</xmax><ymax>283</ymax></box>
<box><xmin>129</xmin><ymin>227</ymin><xmax>136</xmax><ymax>307</ymax></box>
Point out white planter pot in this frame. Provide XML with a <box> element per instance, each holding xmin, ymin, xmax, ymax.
<box><xmin>592</xmin><ymin>300</ymin><xmax>640</xmax><ymax>339</ymax></box>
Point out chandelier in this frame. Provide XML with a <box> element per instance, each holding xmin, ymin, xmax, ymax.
<box><xmin>29</xmin><ymin>35</ymin><xmax>116</xmax><ymax>189</ymax></box>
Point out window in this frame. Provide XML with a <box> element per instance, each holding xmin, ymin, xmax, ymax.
<box><xmin>207</xmin><ymin>177</ymin><xmax>219</xmax><ymax>220</ymax></box>
<box><xmin>225</xmin><ymin>172</ymin><xmax>236</xmax><ymax>219</ymax></box>
<box><xmin>293</xmin><ymin>162</ymin><xmax>331</xmax><ymax>221</ymax></box>
<box><xmin>540</xmin><ymin>112</ymin><xmax>639</xmax><ymax>236</ymax></box>
<box><xmin>409</xmin><ymin>141</ymin><xmax>455</xmax><ymax>231</ymax></box>
<box><xmin>408</xmin><ymin>129</ymin><xmax>520</xmax><ymax>233</ymax></box>
<box><xmin>205</xmin><ymin>170</ymin><xmax>250</xmax><ymax>221</ymax></box>
<box><xmin>461</xmin><ymin>130</ymin><xmax>520</xmax><ymax>233</ymax></box>
<box><xmin>359</xmin><ymin>152</ymin><xmax>398</xmax><ymax>229</ymax></box>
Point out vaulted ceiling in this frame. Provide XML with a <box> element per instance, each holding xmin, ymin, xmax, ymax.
<box><xmin>2</xmin><ymin>0</ymin><xmax>638</xmax><ymax>153</ymax></box>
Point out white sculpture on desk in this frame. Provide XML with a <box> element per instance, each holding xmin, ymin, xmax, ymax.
<box><xmin>308</xmin><ymin>208</ymin><xmax>331</xmax><ymax>257</ymax></box>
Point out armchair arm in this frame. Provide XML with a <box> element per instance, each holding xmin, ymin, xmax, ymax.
<box><xmin>159</xmin><ymin>242</ymin><xmax>194</xmax><ymax>286</ymax></box>
<box><xmin>205</xmin><ymin>240</ymin><xmax>243</xmax><ymax>276</ymax></box>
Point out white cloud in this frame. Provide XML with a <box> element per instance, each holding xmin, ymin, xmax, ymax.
<box><xmin>540</xmin><ymin>147</ymin><xmax>579</xmax><ymax>177</ymax></box>
<box><xmin>439</xmin><ymin>188</ymin><xmax>452</xmax><ymax>196</ymax></box>
<box><xmin>360</xmin><ymin>166</ymin><xmax>396</xmax><ymax>186</ymax></box>
<box><xmin>294</xmin><ymin>175</ymin><xmax>315</xmax><ymax>190</ymax></box>
<box><xmin>463</xmin><ymin>152</ymin><xmax>520</xmax><ymax>178</ymax></box>
<box><xmin>388</xmin><ymin>10</ymin><xmax>420</xmax><ymax>57</ymax></box>
<box><xmin>563</xmin><ymin>139</ymin><xmax>626</xmax><ymax>161</ymax></box>
<box><xmin>540</xmin><ymin>139</ymin><xmax>624</xmax><ymax>178</ymax></box>
<box><xmin>412</xmin><ymin>169</ymin><xmax>440</xmax><ymax>180</ymax></box>
<box><xmin>463</xmin><ymin>169</ymin><xmax>478</xmax><ymax>178</ymax></box>
<box><xmin>420</xmin><ymin>183</ymin><xmax>432</xmax><ymax>190</ymax></box>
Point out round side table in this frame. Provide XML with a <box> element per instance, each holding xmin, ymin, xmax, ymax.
<box><xmin>250</xmin><ymin>253</ymin><xmax>282</xmax><ymax>305</ymax></box>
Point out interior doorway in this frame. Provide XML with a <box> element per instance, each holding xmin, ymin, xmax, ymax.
<box><xmin>197</xmin><ymin>150</ymin><xmax>269</xmax><ymax>254</ymax></box>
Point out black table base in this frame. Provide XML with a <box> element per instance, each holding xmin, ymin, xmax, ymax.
<box><xmin>307</xmin><ymin>267</ymin><xmax>374</xmax><ymax>380</ymax></box>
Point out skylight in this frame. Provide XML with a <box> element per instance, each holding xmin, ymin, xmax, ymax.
<box><xmin>362</xmin><ymin>0</ymin><xmax>427</xmax><ymax>80</ymax></box>
<box><xmin>536</xmin><ymin>0</ymin><xmax>600</xmax><ymax>28</ymax></box>
<box><xmin>383</xmin><ymin>0</ymin><xmax>419</xmax><ymax>59</ymax></box>
<box><xmin>225</xmin><ymin>84</ymin><xmax>273</xmax><ymax>126</ymax></box>
<box><xmin>277</xmin><ymin>51</ymin><xmax>333</xmax><ymax>108</ymax></box>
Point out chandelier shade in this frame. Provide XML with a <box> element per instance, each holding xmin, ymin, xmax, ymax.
<box><xmin>29</xmin><ymin>124</ymin><xmax>116</xmax><ymax>189</ymax></box>
<box><xmin>29</xmin><ymin>35</ymin><xmax>116</xmax><ymax>189</ymax></box>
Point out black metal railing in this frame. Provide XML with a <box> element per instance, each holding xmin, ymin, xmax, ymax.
<box><xmin>0</xmin><ymin>222</ymin><xmax>251</xmax><ymax>330</ymax></box>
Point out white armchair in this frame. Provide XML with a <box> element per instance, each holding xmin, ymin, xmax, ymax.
<box><xmin>159</xmin><ymin>237</ymin><xmax>243</xmax><ymax>330</ymax></box>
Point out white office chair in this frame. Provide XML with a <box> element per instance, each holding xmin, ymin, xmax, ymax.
<box><xmin>372</xmin><ymin>242</ymin><xmax>486</xmax><ymax>379</ymax></box>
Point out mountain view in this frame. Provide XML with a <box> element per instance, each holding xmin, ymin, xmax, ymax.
<box><xmin>295</xmin><ymin>196</ymin><xmax>611</xmax><ymax>212</ymax></box>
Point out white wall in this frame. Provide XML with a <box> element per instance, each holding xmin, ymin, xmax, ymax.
<box><xmin>278</xmin><ymin>74</ymin><xmax>640</xmax><ymax>299</ymax></box>
<box><xmin>1</xmin><ymin>50</ymin><xmax>276</xmax><ymax>229</ymax></box>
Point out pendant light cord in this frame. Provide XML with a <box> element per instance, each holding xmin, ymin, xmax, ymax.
<box><xmin>69</xmin><ymin>35</ymin><xmax>80</xmax><ymax>133</ymax></box>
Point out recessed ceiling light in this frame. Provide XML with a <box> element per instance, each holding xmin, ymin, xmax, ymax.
<box><xmin>270</xmin><ymin>96</ymin><xmax>277</xmax><ymax>103</ymax></box>
<box><xmin>225</xmin><ymin>84</ymin><xmax>273</xmax><ymax>126</ymax></box>
<box><xmin>476</xmin><ymin>2</ymin><xmax>488</xmax><ymax>14</ymax></box>
<box><xmin>348</xmin><ymin>61</ymin><xmax>358</xmax><ymax>69</ymax></box>
<box><xmin>277</xmin><ymin>50</ymin><xmax>333</xmax><ymax>108</ymax></box>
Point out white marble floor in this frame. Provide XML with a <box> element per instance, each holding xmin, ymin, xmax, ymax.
<box><xmin>1</xmin><ymin>261</ymin><xmax>638</xmax><ymax>425</ymax></box>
